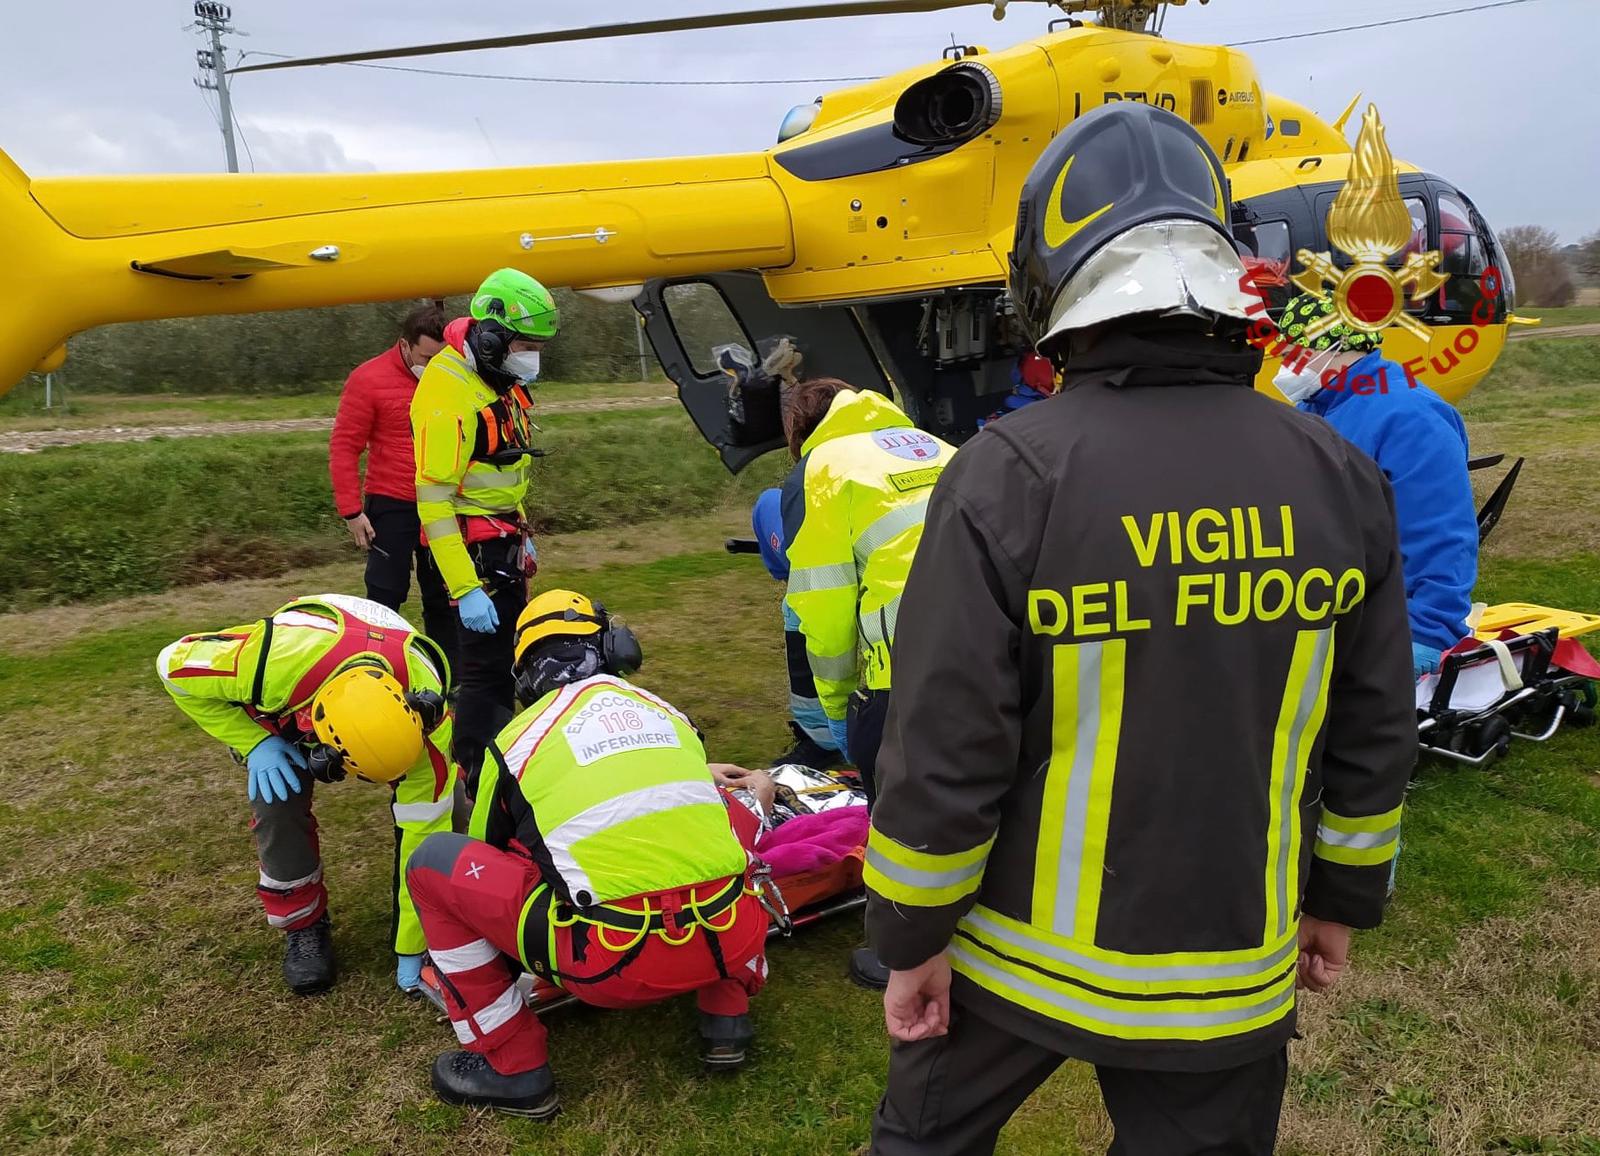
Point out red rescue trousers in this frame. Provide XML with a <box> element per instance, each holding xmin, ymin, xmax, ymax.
<box><xmin>408</xmin><ymin>833</ymin><xmax>768</xmax><ymax>1075</ymax></box>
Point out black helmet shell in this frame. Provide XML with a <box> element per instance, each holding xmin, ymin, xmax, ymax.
<box><xmin>1009</xmin><ymin>103</ymin><xmax>1234</xmax><ymax>347</ymax></box>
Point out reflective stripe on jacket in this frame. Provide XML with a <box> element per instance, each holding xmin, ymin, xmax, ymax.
<box><xmin>779</xmin><ymin>390</ymin><xmax>954</xmax><ymax>720</ymax></box>
<box><xmin>157</xmin><ymin>593</ymin><xmax>457</xmax><ymax>954</ymax></box>
<box><xmin>411</xmin><ymin>347</ymin><xmax>533</xmax><ymax>597</ymax></box>
<box><xmin>863</xmin><ymin>331</ymin><xmax>1416</xmax><ymax>1071</ymax></box>
<box><xmin>468</xmin><ymin>675</ymin><xmax>749</xmax><ymax>908</ymax></box>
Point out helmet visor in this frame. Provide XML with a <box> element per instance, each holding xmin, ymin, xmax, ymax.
<box><xmin>1039</xmin><ymin>219</ymin><xmax>1258</xmax><ymax>347</ymax></box>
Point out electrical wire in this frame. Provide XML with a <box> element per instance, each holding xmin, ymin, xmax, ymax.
<box><xmin>242</xmin><ymin>2</ymin><xmax>1550</xmax><ymax>89</ymax></box>
<box><xmin>1224</xmin><ymin>0</ymin><xmax>1543</xmax><ymax>48</ymax></box>
<box><xmin>231</xmin><ymin>106</ymin><xmax>257</xmax><ymax>172</ymax></box>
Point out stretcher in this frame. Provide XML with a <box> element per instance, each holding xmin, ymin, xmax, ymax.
<box><xmin>1415</xmin><ymin>603</ymin><xmax>1600</xmax><ymax>768</ymax></box>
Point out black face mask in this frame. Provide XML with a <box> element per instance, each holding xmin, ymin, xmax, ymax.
<box><xmin>466</xmin><ymin>319</ymin><xmax>520</xmax><ymax>394</ymax></box>
<box><xmin>514</xmin><ymin>640</ymin><xmax>603</xmax><ymax>705</ymax></box>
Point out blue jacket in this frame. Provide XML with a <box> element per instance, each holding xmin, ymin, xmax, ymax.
<box><xmin>751</xmin><ymin>487</ymin><xmax>789</xmax><ymax>581</ymax></box>
<box><xmin>1299</xmin><ymin>351</ymin><xmax>1477</xmax><ymax>651</ymax></box>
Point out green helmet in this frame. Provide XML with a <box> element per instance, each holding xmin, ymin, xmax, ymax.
<box><xmin>471</xmin><ymin>268</ymin><xmax>559</xmax><ymax>340</ymax></box>
<box><xmin>1278</xmin><ymin>292</ymin><xmax>1383</xmax><ymax>354</ymax></box>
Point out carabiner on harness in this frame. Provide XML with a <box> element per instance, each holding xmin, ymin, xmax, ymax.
<box><xmin>750</xmin><ymin>862</ymin><xmax>793</xmax><ymax>937</ymax></box>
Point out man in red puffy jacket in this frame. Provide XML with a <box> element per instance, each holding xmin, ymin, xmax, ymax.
<box><xmin>329</xmin><ymin>304</ymin><xmax>458</xmax><ymax>673</ymax></box>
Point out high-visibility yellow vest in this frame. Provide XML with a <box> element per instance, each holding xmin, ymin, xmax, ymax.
<box><xmin>474</xmin><ymin>676</ymin><xmax>748</xmax><ymax>907</ymax></box>
<box><xmin>782</xmin><ymin>389</ymin><xmax>954</xmax><ymax>719</ymax></box>
<box><xmin>411</xmin><ymin>347</ymin><xmax>534</xmax><ymax>597</ymax></box>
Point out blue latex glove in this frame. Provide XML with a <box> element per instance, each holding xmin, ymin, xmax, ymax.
<box><xmin>1412</xmin><ymin>642</ymin><xmax>1443</xmax><ymax>679</ymax></box>
<box><xmin>827</xmin><ymin>716</ymin><xmax>851</xmax><ymax>762</ymax></box>
<box><xmin>396</xmin><ymin>952</ymin><xmax>425</xmax><ymax>993</ymax></box>
<box><xmin>458</xmin><ymin>587</ymin><xmax>499</xmax><ymax>633</ymax></box>
<box><xmin>246</xmin><ymin>735</ymin><xmax>306</xmax><ymax>805</ymax></box>
<box><xmin>521</xmin><ymin>535</ymin><xmax>538</xmax><ymax>575</ymax></box>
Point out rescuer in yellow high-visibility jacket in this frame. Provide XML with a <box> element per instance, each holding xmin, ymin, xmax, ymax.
<box><xmin>412</xmin><ymin>268</ymin><xmax>557</xmax><ymax>787</ymax></box>
<box><xmin>779</xmin><ymin>378</ymin><xmax>954</xmax><ymax>804</ymax></box>
<box><xmin>157</xmin><ymin>594</ymin><xmax>457</xmax><ymax>997</ymax></box>
<box><xmin>779</xmin><ymin>377</ymin><xmax>954</xmax><ymax>991</ymax></box>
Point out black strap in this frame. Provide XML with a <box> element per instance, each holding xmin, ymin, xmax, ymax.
<box><xmin>557</xmin><ymin>875</ymin><xmax>743</xmax><ymax>935</ymax></box>
<box><xmin>703</xmin><ymin>925</ymin><xmax>731</xmax><ymax>982</ymax></box>
<box><xmin>249</xmin><ymin>616</ymin><xmax>274</xmax><ymax>708</ymax></box>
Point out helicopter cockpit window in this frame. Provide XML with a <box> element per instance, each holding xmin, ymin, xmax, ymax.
<box><xmin>1234</xmin><ymin>219</ymin><xmax>1293</xmax><ymax>313</ymax></box>
<box><xmin>1278</xmin><ymin>119</ymin><xmax>1301</xmax><ymax>136</ymax></box>
<box><xmin>1437</xmin><ymin>191</ymin><xmax>1487</xmax><ymax>276</ymax></box>
<box><xmin>1400</xmin><ymin>198</ymin><xmax>1428</xmax><ymax>260</ymax></box>
<box><xmin>662</xmin><ymin>282</ymin><xmax>754</xmax><ymax>377</ymax></box>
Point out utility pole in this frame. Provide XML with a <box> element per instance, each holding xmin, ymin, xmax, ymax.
<box><xmin>192</xmin><ymin>2</ymin><xmax>239</xmax><ymax>173</ymax></box>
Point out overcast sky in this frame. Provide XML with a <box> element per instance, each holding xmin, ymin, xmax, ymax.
<box><xmin>3</xmin><ymin>0</ymin><xmax>1593</xmax><ymax>241</ymax></box>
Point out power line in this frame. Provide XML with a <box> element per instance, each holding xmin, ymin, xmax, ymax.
<box><xmin>231</xmin><ymin>107</ymin><xmax>257</xmax><ymax>172</ymax></box>
<box><xmin>1225</xmin><ymin>0</ymin><xmax>1542</xmax><ymax>47</ymax></box>
<box><xmin>237</xmin><ymin>1</ymin><xmax>1547</xmax><ymax>92</ymax></box>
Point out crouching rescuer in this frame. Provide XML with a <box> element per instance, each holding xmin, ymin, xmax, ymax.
<box><xmin>407</xmin><ymin>590</ymin><xmax>770</xmax><ymax>1118</ymax></box>
<box><xmin>157</xmin><ymin>595</ymin><xmax>456</xmax><ymax>995</ymax></box>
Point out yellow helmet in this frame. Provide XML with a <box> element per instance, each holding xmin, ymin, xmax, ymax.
<box><xmin>513</xmin><ymin>589</ymin><xmax>642</xmax><ymax>704</ymax></box>
<box><xmin>514</xmin><ymin>589</ymin><xmax>605</xmax><ymax>668</ymax></box>
<box><xmin>310</xmin><ymin>664</ymin><xmax>424</xmax><ymax>783</ymax></box>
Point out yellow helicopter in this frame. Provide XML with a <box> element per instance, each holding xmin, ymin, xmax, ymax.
<box><xmin>1</xmin><ymin>0</ymin><xmax>1525</xmax><ymax>469</ymax></box>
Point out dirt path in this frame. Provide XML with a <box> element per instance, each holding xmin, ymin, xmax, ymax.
<box><xmin>1509</xmin><ymin>322</ymin><xmax>1600</xmax><ymax>340</ymax></box>
<box><xmin>0</xmin><ymin>394</ymin><xmax>677</xmax><ymax>453</ymax></box>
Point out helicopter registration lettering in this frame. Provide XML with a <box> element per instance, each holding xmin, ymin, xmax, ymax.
<box><xmin>1102</xmin><ymin>91</ymin><xmax>1179</xmax><ymax>111</ymax></box>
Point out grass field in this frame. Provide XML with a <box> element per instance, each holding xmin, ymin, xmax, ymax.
<box><xmin>1518</xmin><ymin>305</ymin><xmax>1600</xmax><ymax>328</ymax></box>
<box><xmin>2</xmin><ymin>351</ymin><xmax>1600</xmax><ymax>1153</ymax></box>
<box><xmin>0</xmin><ymin>380</ymin><xmax>668</xmax><ymax>431</ymax></box>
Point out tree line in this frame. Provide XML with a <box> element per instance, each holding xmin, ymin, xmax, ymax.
<box><xmin>50</xmin><ymin>289</ymin><xmax>658</xmax><ymax>395</ymax></box>
<box><xmin>1500</xmin><ymin>226</ymin><xmax>1600</xmax><ymax>308</ymax></box>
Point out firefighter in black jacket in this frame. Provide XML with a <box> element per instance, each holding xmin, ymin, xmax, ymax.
<box><xmin>864</xmin><ymin>104</ymin><xmax>1416</xmax><ymax>1155</ymax></box>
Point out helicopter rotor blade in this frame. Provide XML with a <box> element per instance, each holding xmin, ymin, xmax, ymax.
<box><xmin>231</xmin><ymin>0</ymin><xmax>1055</xmax><ymax>75</ymax></box>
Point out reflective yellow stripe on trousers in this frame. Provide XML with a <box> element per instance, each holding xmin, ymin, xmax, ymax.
<box><xmin>1034</xmin><ymin>638</ymin><xmax>1126</xmax><ymax>943</ymax></box>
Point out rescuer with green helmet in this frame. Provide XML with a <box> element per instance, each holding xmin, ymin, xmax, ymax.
<box><xmin>412</xmin><ymin>267</ymin><xmax>559</xmax><ymax>787</ymax></box>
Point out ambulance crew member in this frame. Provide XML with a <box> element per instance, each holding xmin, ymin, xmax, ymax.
<box><xmin>751</xmin><ymin>487</ymin><xmax>843</xmax><ymax>770</ymax></box>
<box><xmin>329</xmin><ymin>304</ymin><xmax>458</xmax><ymax>673</ymax></box>
<box><xmin>412</xmin><ymin>269</ymin><xmax>554</xmax><ymax>786</ymax></box>
<box><xmin>408</xmin><ymin>590</ymin><xmax>769</xmax><ymax>1118</ymax></box>
<box><xmin>157</xmin><ymin>595</ymin><xmax>456</xmax><ymax>996</ymax></box>
<box><xmin>864</xmin><ymin>105</ymin><xmax>1417</xmax><ymax>1155</ymax></box>
<box><xmin>780</xmin><ymin>377</ymin><xmax>954</xmax><ymax>988</ymax></box>
<box><xmin>1272</xmin><ymin>291</ymin><xmax>1478</xmax><ymax>677</ymax></box>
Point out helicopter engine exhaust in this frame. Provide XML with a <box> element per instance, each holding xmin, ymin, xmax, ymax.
<box><xmin>893</xmin><ymin>62</ymin><xmax>1002</xmax><ymax>146</ymax></box>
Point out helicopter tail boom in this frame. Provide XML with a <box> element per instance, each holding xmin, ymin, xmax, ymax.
<box><xmin>1</xmin><ymin>152</ymin><xmax>796</xmax><ymax>394</ymax></box>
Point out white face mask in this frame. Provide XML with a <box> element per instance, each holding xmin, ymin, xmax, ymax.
<box><xmin>409</xmin><ymin>362</ymin><xmax>426</xmax><ymax>381</ymax></box>
<box><xmin>1273</xmin><ymin>349</ymin><xmax>1341</xmax><ymax>404</ymax></box>
<box><xmin>503</xmin><ymin>350</ymin><xmax>541</xmax><ymax>383</ymax></box>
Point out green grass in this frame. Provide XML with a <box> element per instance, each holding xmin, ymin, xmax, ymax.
<box><xmin>0</xmin><ymin>408</ymin><xmax>784</xmax><ymax>608</ymax></box>
<box><xmin>0</xmin><ymin>380</ymin><xmax>667</xmax><ymax>432</ymax></box>
<box><xmin>0</xmin><ymin>339</ymin><xmax>1598</xmax><ymax>1154</ymax></box>
<box><xmin>1515</xmin><ymin>306</ymin><xmax>1600</xmax><ymax>328</ymax></box>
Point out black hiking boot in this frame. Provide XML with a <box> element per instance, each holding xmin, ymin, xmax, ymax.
<box><xmin>431</xmin><ymin>1052</ymin><xmax>560</xmax><ymax>1119</ymax></box>
<box><xmin>698</xmin><ymin>1012</ymin><xmax>755</xmax><ymax>1071</ymax></box>
<box><xmin>773</xmin><ymin>721</ymin><xmax>843</xmax><ymax>771</ymax></box>
<box><xmin>282</xmin><ymin>914</ymin><xmax>336</xmax><ymax>995</ymax></box>
<box><xmin>849</xmin><ymin>947</ymin><xmax>890</xmax><ymax>990</ymax></box>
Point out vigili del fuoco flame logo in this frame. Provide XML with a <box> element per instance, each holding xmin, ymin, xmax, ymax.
<box><xmin>1290</xmin><ymin>104</ymin><xmax>1447</xmax><ymax>342</ymax></box>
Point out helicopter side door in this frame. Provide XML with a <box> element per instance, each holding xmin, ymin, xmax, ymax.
<box><xmin>636</xmin><ymin>270</ymin><xmax>891</xmax><ymax>473</ymax></box>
